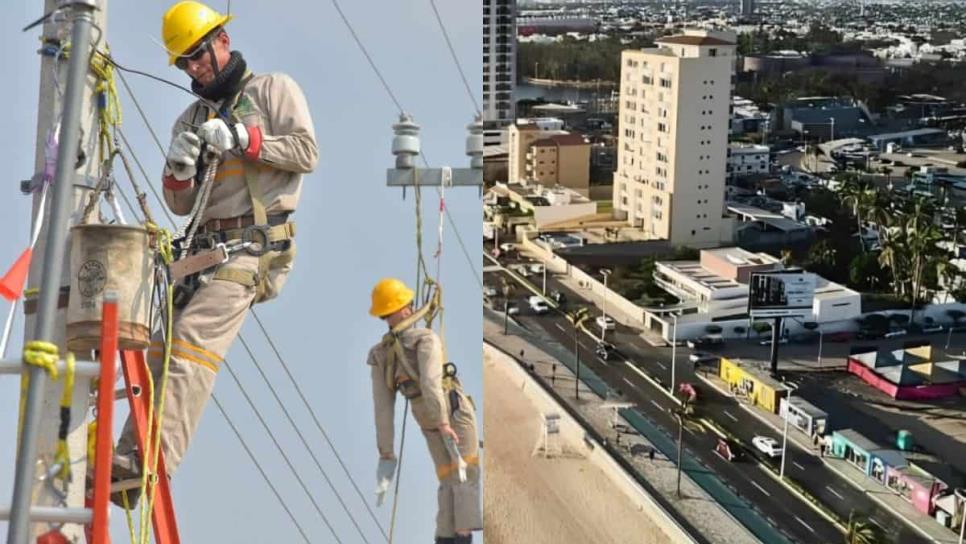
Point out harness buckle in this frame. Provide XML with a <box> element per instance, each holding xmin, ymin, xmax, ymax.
<box><xmin>241</xmin><ymin>224</ymin><xmax>271</xmax><ymax>256</ymax></box>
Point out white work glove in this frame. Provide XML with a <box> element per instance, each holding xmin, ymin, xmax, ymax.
<box><xmin>197</xmin><ymin>118</ymin><xmax>249</xmax><ymax>155</ymax></box>
<box><xmin>374</xmin><ymin>458</ymin><xmax>397</xmax><ymax>507</ymax></box>
<box><xmin>165</xmin><ymin>131</ymin><xmax>201</xmax><ymax>181</ymax></box>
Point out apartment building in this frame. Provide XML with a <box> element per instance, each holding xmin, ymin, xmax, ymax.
<box><xmin>483</xmin><ymin>0</ymin><xmax>516</xmax><ymax>127</ymax></box>
<box><xmin>613</xmin><ymin>29</ymin><xmax>736</xmax><ymax>247</ymax></box>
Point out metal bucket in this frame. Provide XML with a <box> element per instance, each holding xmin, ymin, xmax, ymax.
<box><xmin>66</xmin><ymin>224</ymin><xmax>154</xmax><ymax>351</ymax></box>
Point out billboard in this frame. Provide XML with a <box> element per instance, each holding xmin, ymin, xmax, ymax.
<box><xmin>748</xmin><ymin>271</ymin><xmax>816</xmax><ymax>318</ymax></box>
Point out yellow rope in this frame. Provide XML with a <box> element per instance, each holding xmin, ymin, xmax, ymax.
<box><xmin>17</xmin><ymin>341</ymin><xmax>60</xmax><ymax>446</ymax></box>
<box><xmin>52</xmin><ymin>352</ymin><xmax>76</xmax><ymax>481</ymax></box>
<box><xmin>138</xmin><ymin>230</ymin><xmax>176</xmax><ymax>544</ymax></box>
<box><xmin>16</xmin><ymin>342</ymin><xmax>75</xmax><ymax>481</ymax></box>
<box><xmin>89</xmin><ymin>46</ymin><xmax>122</xmax><ymax>165</ymax></box>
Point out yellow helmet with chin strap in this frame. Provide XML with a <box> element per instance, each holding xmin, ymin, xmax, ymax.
<box><xmin>370</xmin><ymin>278</ymin><xmax>415</xmax><ymax>318</ymax></box>
<box><xmin>162</xmin><ymin>1</ymin><xmax>232</xmax><ymax>65</ymax></box>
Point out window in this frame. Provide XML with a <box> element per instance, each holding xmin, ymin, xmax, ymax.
<box><xmin>709</xmin><ymin>48</ymin><xmax>717</xmax><ymax>57</ymax></box>
<box><xmin>659</xmin><ymin>78</ymin><xmax>672</xmax><ymax>89</ymax></box>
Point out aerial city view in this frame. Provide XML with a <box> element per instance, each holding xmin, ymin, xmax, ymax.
<box><xmin>482</xmin><ymin>1</ymin><xmax>966</xmax><ymax>543</ymax></box>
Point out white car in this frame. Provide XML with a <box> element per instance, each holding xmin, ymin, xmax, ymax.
<box><xmin>483</xmin><ymin>285</ymin><xmax>498</xmax><ymax>297</ymax></box>
<box><xmin>511</xmin><ymin>264</ymin><xmax>532</xmax><ymax>277</ymax></box>
<box><xmin>505</xmin><ymin>303</ymin><xmax>520</xmax><ymax>316</ymax></box>
<box><xmin>595</xmin><ymin>316</ymin><xmax>616</xmax><ymax>331</ymax></box>
<box><xmin>527</xmin><ymin>295</ymin><xmax>550</xmax><ymax>314</ymax></box>
<box><xmin>499</xmin><ymin>242</ymin><xmax>515</xmax><ymax>253</ymax></box>
<box><xmin>752</xmin><ymin>436</ymin><xmax>783</xmax><ymax>458</ymax></box>
<box><xmin>528</xmin><ymin>263</ymin><xmax>544</xmax><ymax>274</ymax></box>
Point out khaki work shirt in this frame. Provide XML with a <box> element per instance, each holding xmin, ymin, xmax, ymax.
<box><xmin>163</xmin><ymin>72</ymin><xmax>318</xmax><ymax>221</ymax></box>
<box><xmin>367</xmin><ymin>328</ymin><xmax>450</xmax><ymax>456</ymax></box>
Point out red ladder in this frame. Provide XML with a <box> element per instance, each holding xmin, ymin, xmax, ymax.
<box><xmin>86</xmin><ymin>297</ymin><xmax>181</xmax><ymax>544</ymax></box>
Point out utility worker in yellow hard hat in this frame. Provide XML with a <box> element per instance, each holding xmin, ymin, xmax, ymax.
<box><xmin>367</xmin><ymin>278</ymin><xmax>482</xmax><ymax>544</ymax></box>
<box><xmin>111</xmin><ymin>1</ymin><xmax>317</xmax><ymax>508</ymax></box>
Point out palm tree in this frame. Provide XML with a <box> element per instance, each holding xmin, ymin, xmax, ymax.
<box><xmin>567</xmin><ymin>307</ymin><xmax>590</xmax><ymax>400</ymax></box>
<box><xmin>845</xmin><ymin>511</ymin><xmax>885</xmax><ymax>544</ymax></box>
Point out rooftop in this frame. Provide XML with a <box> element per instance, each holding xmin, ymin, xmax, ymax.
<box><xmin>656</xmin><ymin>35</ymin><xmax>734</xmax><ymax>46</ymax></box>
<box><xmin>835</xmin><ymin>429</ymin><xmax>881</xmax><ymax>453</ymax></box>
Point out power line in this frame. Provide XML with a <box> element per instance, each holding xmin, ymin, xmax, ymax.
<box><xmin>427</xmin><ymin>0</ymin><xmax>480</xmax><ymax>115</ymax></box>
<box><xmin>211</xmin><ymin>394</ymin><xmax>313</xmax><ymax>544</ymax></box>
<box><xmin>326</xmin><ymin>0</ymin><xmax>404</xmax><ymax>113</ymax></box>
<box><xmin>249</xmin><ymin>309</ymin><xmax>389</xmax><ymax>540</ymax></box>
<box><xmin>235</xmin><ymin>332</ymin><xmax>379</xmax><ymax>543</ymax></box>
<box><xmin>221</xmin><ymin>359</ymin><xmax>345</xmax><ymax>543</ymax></box>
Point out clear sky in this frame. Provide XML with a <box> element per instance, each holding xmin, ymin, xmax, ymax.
<box><xmin>0</xmin><ymin>1</ymin><xmax>482</xmax><ymax>543</ymax></box>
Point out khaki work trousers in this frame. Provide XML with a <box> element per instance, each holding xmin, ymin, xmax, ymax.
<box><xmin>417</xmin><ymin>386</ymin><xmax>483</xmax><ymax>538</ymax></box>
<box><xmin>116</xmin><ymin>252</ymin><xmax>288</xmax><ymax>474</ymax></box>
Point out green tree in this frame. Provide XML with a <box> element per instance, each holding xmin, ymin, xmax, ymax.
<box><xmin>846</xmin><ymin>511</ymin><xmax>885</xmax><ymax>544</ymax></box>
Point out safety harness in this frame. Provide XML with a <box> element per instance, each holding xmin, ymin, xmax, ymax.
<box><xmin>169</xmin><ymin>70</ymin><xmax>295</xmax><ymax>304</ymax></box>
<box><xmin>378</xmin><ymin>283</ymin><xmax>461</xmax><ymax>401</ymax></box>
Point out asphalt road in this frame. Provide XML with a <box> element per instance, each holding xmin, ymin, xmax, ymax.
<box><xmin>484</xmin><ymin>257</ymin><xmax>931</xmax><ymax>544</ymax></box>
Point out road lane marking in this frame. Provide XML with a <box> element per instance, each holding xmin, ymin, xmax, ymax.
<box><xmin>655</xmin><ymin>361</ymin><xmax>667</xmax><ymax>370</ymax></box>
<box><xmin>825</xmin><ymin>486</ymin><xmax>844</xmax><ymax>500</ymax></box>
<box><xmin>750</xmin><ymin>480</ymin><xmax>771</xmax><ymax>497</ymax></box>
<box><xmin>555</xmin><ymin>323</ymin><xmax>566</xmax><ymax>333</ymax></box>
<box><xmin>622</xmin><ymin>377</ymin><xmax>638</xmax><ymax>390</ymax></box>
<box><xmin>597</xmin><ymin>356</ymin><xmax>609</xmax><ymax>365</ymax></box>
<box><xmin>722</xmin><ymin>410</ymin><xmax>738</xmax><ymax>422</ymax></box>
<box><xmin>649</xmin><ymin>399</ymin><xmax>663</xmax><ymax>410</ymax></box>
<box><xmin>868</xmin><ymin>517</ymin><xmax>884</xmax><ymax>529</ymax></box>
<box><xmin>792</xmin><ymin>461</ymin><xmax>805</xmax><ymax>471</ymax></box>
<box><xmin>794</xmin><ymin>516</ymin><xmax>815</xmax><ymax>533</ymax></box>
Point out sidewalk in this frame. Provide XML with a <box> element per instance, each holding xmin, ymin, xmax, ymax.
<box><xmin>485</xmin><ymin>315</ymin><xmax>763</xmax><ymax>544</ymax></box>
<box><xmin>694</xmin><ymin>370</ymin><xmax>960</xmax><ymax>544</ymax></box>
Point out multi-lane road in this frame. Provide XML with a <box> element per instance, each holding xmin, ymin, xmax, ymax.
<box><xmin>484</xmin><ymin>254</ymin><xmax>931</xmax><ymax>544</ymax></box>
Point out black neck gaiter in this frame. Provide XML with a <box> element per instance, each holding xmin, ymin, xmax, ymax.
<box><xmin>191</xmin><ymin>50</ymin><xmax>248</xmax><ymax>102</ymax></box>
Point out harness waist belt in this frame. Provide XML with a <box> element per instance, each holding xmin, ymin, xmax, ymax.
<box><xmin>200</xmin><ymin>212</ymin><xmax>291</xmax><ymax>234</ymax></box>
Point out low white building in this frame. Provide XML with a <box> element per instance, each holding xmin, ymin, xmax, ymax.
<box><xmin>486</xmin><ymin>183</ymin><xmax>598</xmax><ymax>230</ymax></box>
<box><xmin>645</xmin><ymin>247</ymin><xmax>861</xmax><ymax>341</ymax></box>
<box><xmin>727</xmin><ymin>143</ymin><xmax>770</xmax><ymax>179</ymax></box>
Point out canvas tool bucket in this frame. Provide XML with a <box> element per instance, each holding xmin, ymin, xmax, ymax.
<box><xmin>66</xmin><ymin>224</ymin><xmax>154</xmax><ymax>351</ymax></box>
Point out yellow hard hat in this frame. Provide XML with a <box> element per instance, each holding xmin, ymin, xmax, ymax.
<box><xmin>162</xmin><ymin>1</ymin><xmax>233</xmax><ymax>65</ymax></box>
<box><xmin>370</xmin><ymin>278</ymin><xmax>415</xmax><ymax>318</ymax></box>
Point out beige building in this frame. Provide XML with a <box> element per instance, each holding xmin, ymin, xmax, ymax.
<box><xmin>507</xmin><ymin>122</ymin><xmax>566</xmax><ymax>183</ymax></box>
<box><xmin>508</xmin><ymin>120</ymin><xmax>591</xmax><ymax>193</ymax></box>
<box><xmin>527</xmin><ymin>134</ymin><xmax>591</xmax><ymax>192</ymax></box>
<box><xmin>613</xmin><ymin>30</ymin><xmax>736</xmax><ymax>248</ymax></box>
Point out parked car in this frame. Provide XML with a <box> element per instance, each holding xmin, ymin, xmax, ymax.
<box><xmin>511</xmin><ymin>264</ymin><xmax>531</xmax><ymax>277</ymax></box>
<box><xmin>528</xmin><ymin>263</ymin><xmax>544</xmax><ymax>274</ymax></box>
<box><xmin>595</xmin><ymin>315</ymin><xmax>616</xmax><ymax>331</ymax></box>
<box><xmin>825</xmin><ymin>331</ymin><xmax>853</xmax><ymax>343</ymax></box>
<box><xmin>505</xmin><ymin>303</ymin><xmax>520</xmax><ymax>316</ymax></box>
<box><xmin>483</xmin><ymin>285</ymin><xmax>498</xmax><ymax>298</ymax></box>
<box><xmin>549</xmin><ymin>289</ymin><xmax>567</xmax><ymax>304</ymax></box>
<box><xmin>715</xmin><ymin>438</ymin><xmax>743</xmax><ymax>462</ymax></box>
<box><xmin>686</xmin><ymin>335</ymin><xmax>724</xmax><ymax>350</ymax></box>
<box><xmin>498</xmin><ymin>242</ymin><xmax>515</xmax><ymax>253</ymax></box>
<box><xmin>595</xmin><ymin>341</ymin><xmax>615</xmax><ymax>360</ymax></box>
<box><xmin>689</xmin><ymin>352</ymin><xmax>718</xmax><ymax>366</ymax></box>
<box><xmin>527</xmin><ymin>295</ymin><xmax>550</xmax><ymax>314</ymax></box>
<box><xmin>752</xmin><ymin>436</ymin><xmax>783</xmax><ymax>458</ymax></box>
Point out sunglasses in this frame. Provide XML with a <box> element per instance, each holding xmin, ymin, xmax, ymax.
<box><xmin>175</xmin><ymin>35</ymin><xmax>214</xmax><ymax>70</ymax></box>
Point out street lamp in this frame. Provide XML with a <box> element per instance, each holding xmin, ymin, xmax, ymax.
<box><xmin>779</xmin><ymin>380</ymin><xmax>799</xmax><ymax>481</ymax></box>
<box><xmin>570</xmin><ymin>308</ymin><xmax>590</xmax><ymax>400</ymax></box>
<box><xmin>601</xmin><ymin>268</ymin><xmax>612</xmax><ymax>342</ymax></box>
<box><xmin>670</xmin><ymin>312</ymin><xmax>678</xmax><ymax>393</ymax></box>
<box><xmin>542</xmin><ymin>263</ymin><xmax>548</xmax><ymax>296</ymax></box>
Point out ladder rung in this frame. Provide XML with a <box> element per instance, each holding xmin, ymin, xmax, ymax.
<box><xmin>0</xmin><ymin>358</ymin><xmax>101</xmax><ymax>378</ymax></box>
<box><xmin>0</xmin><ymin>505</ymin><xmax>92</xmax><ymax>524</ymax></box>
